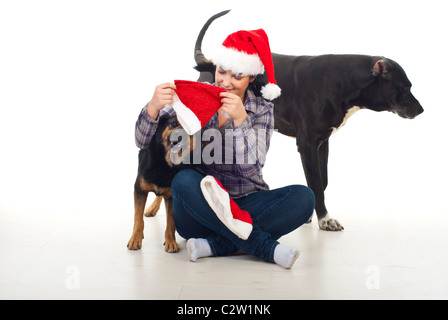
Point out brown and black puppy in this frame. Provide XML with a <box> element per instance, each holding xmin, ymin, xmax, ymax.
<box><xmin>127</xmin><ymin>115</ymin><xmax>194</xmax><ymax>252</ymax></box>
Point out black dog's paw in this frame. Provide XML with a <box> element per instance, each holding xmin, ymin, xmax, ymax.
<box><xmin>318</xmin><ymin>215</ymin><xmax>344</xmax><ymax>231</ymax></box>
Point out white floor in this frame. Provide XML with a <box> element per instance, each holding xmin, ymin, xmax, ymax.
<box><xmin>1</xmin><ymin>194</ymin><xmax>448</xmax><ymax>300</ymax></box>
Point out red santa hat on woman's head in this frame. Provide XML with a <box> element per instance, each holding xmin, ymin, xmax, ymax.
<box><xmin>212</xmin><ymin>29</ymin><xmax>281</xmax><ymax>101</ymax></box>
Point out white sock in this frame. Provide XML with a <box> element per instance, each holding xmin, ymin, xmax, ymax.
<box><xmin>273</xmin><ymin>244</ymin><xmax>300</xmax><ymax>269</ymax></box>
<box><xmin>186</xmin><ymin>238</ymin><xmax>213</xmax><ymax>262</ymax></box>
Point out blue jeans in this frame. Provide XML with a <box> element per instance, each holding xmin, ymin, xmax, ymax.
<box><xmin>171</xmin><ymin>169</ymin><xmax>315</xmax><ymax>262</ymax></box>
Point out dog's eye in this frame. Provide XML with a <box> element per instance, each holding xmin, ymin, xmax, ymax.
<box><xmin>170</xmin><ymin>121</ymin><xmax>179</xmax><ymax>128</ymax></box>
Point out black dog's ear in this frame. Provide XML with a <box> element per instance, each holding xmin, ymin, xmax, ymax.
<box><xmin>372</xmin><ymin>59</ymin><xmax>389</xmax><ymax>78</ymax></box>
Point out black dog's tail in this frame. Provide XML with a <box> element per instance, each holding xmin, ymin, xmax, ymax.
<box><xmin>194</xmin><ymin>9</ymin><xmax>230</xmax><ymax>65</ymax></box>
<box><xmin>194</xmin><ymin>10</ymin><xmax>230</xmax><ymax>83</ymax></box>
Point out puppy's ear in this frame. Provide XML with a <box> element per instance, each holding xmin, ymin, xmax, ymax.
<box><xmin>158</xmin><ymin>115</ymin><xmax>170</xmax><ymax>128</ymax></box>
<box><xmin>372</xmin><ymin>59</ymin><xmax>389</xmax><ymax>78</ymax></box>
<box><xmin>154</xmin><ymin>115</ymin><xmax>170</xmax><ymax>144</ymax></box>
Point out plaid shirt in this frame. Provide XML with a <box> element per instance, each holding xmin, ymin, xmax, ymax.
<box><xmin>134</xmin><ymin>88</ymin><xmax>274</xmax><ymax>198</ymax></box>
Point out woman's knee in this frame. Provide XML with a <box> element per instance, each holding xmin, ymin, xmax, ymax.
<box><xmin>171</xmin><ymin>169</ymin><xmax>202</xmax><ymax>196</ymax></box>
<box><xmin>290</xmin><ymin>185</ymin><xmax>315</xmax><ymax>218</ymax></box>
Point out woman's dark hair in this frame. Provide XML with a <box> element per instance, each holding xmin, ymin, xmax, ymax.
<box><xmin>248</xmin><ymin>73</ymin><xmax>268</xmax><ymax>98</ymax></box>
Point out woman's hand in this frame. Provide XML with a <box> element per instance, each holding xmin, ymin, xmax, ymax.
<box><xmin>146</xmin><ymin>83</ymin><xmax>177</xmax><ymax>120</ymax></box>
<box><xmin>220</xmin><ymin>92</ymin><xmax>247</xmax><ymax>127</ymax></box>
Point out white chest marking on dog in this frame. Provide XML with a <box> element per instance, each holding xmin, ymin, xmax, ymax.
<box><xmin>331</xmin><ymin>106</ymin><xmax>361</xmax><ymax>135</ymax></box>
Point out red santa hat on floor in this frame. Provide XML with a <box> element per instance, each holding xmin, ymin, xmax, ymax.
<box><xmin>200</xmin><ymin>175</ymin><xmax>253</xmax><ymax>240</ymax></box>
<box><xmin>172</xmin><ymin>80</ymin><xmax>226</xmax><ymax>135</ymax></box>
<box><xmin>212</xmin><ymin>29</ymin><xmax>281</xmax><ymax>101</ymax></box>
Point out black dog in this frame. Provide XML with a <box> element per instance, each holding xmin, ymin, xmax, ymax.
<box><xmin>194</xmin><ymin>11</ymin><xmax>424</xmax><ymax>231</ymax></box>
<box><xmin>127</xmin><ymin>115</ymin><xmax>194</xmax><ymax>252</ymax></box>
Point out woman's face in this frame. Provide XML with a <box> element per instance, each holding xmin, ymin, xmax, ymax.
<box><xmin>215</xmin><ymin>66</ymin><xmax>254</xmax><ymax>101</ymax></box>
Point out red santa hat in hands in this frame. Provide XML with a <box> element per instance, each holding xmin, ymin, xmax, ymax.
<box><xmin>172</xmin><ymin>80</ymin><xmax>226</xmax><ymax>135</ymax></box>
<box><xmin>200</xmin><ymin>175</ymin><xmax>253</xmax><ymax>240</ymax></box>
<box><xmin>212</xmin><ymin>29</ymin><xmax>281</xmax><ymax>101</ymax></box>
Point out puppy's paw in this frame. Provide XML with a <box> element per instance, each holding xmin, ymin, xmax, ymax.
<box><xmin>318</xmin><ymin>215</ymin><xmax>344</xmax><ymax>231</ymax></box>
<box><xmin>127</xmin><ymin>234</ymin><xmax>143</xmax><ymax>250</ymax></box>
<box><xmin>164</xmin><ymin>240</ymin><xmax>180</xmax><ymax>253</ymax></box>
<box><xmin>144</xmin><ymin>197</ymin><xmax>162</xmax><ymax>217</ymax></box>
<box><xmin>144</xmin><ymin>206</ymin><xmax>159</xmax><ymax>217</ymax></box>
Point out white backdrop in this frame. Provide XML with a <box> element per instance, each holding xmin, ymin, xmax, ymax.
<box><xmin>1</xmin><ymin>0</ymin><xmax>447</xmax><ymax>227</ymax></box>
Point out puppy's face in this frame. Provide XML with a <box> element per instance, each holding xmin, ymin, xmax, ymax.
<box><xmin>160</xmin><ymin>116</ymin><xmax>195</xmax><ymax>167</ymax></box>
